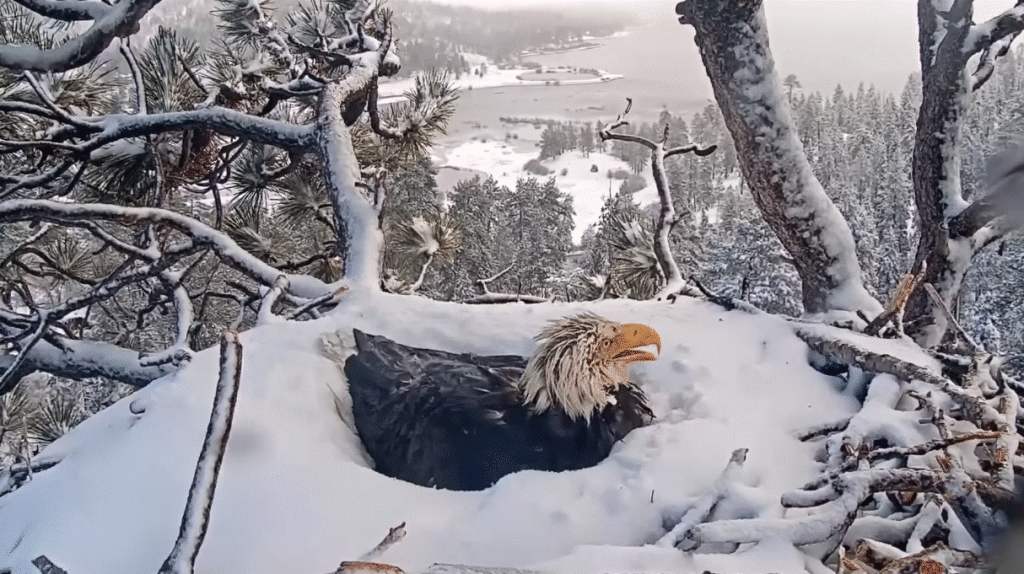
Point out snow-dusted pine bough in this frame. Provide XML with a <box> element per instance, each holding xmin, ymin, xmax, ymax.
<box><xmin>0</xmin><ymin>0</ymin><xmax>457</xmax><ymax>395</ymax></box>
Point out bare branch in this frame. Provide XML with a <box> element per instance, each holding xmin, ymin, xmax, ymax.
<box><xmin>664</xmin><ymin>143</ymin><xmax>717</xmax><ymax>158</ymax></box>
<box><xmin>119</xmin><ymin>38</ymin><xmax>147</xmax><ymax>116</ymax></box>
<box><xmin>358</xmin><ymin>522</ymin><xmax>407</xmax><ymax>562</ymax></box>
<box><xmin>965</xmin><ymin>2</ymin><xmax>1024</xmax><ymax>56</ymax></box>
<box><xmin>158</xmin><ymin>330</ymin><xmax>243</xmax><ymax>574</ymax></box>
<box><xmin>475</xmin><ymin>264</ymin><xmax>514</xmax><ymax>295</ymax></box>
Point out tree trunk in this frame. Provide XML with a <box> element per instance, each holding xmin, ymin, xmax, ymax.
<box><xmin>676</xmin><ymin>0</ymin><xmax>882</xmax><ymax>318</ymax></box>
<box><xmin>650</xmin><ymin>144</ymin><xmax>684</xmax><ymax>291</ymax></box>
<box><xmin>318</xmin><ymin>78</ymin><xmax>384</xmax><ymax>292</ymax></box>
<box><xmin>905</xmin><ymin>0</ymin><xmax>979</xmax><ymax>347</ymax></box>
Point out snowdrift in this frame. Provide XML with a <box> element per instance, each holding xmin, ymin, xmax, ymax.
<box><xmin>0</xmin><ymin>294</ymin><xmax>859</xmax><ymax>574</ymax></box>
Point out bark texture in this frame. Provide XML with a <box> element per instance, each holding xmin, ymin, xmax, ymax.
<box><xmin>676</xmin><ymin>0</ymin><xmax>881</xmax><ymax>317</ymax></box>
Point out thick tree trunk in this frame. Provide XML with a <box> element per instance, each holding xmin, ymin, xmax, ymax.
<box><xmin>317</xmin><ymin>68</ymin><xmax>385</xmax><ymax>292</ymax></box>
<box><xmin>905</xmin><ymin>1</ymin><xmax>978</xmax><ymax>346</ymax></box>
<box><xmin>903</xmin><ymin>0</ymin><xmax>1024</xmax><ymax>347</ymax></box>
<box><xmin>676</xmin><ymin>0</ymin><xmax>882</xmax><ymax>318</ymax></box>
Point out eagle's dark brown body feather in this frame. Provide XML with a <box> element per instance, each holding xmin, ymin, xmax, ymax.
<box><xmin>344</xmin><ymin>329</ymin><xmax>653</xmax><ymax>491</ymax></box>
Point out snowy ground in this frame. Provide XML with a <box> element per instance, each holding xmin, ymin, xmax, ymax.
<box><xmin>0</xmin><ymin>294</ymin><xmax>861</xmax><ymax>574</ymax></box>
<box><xmin>378</xmin><ymin>66</ymin><xmax>624</xmax><ymax>107</ymax></box>
<box><xmin>440</xmin><ymin>140</ymin><xmax>658</xmax><ymax>243</ymax></box>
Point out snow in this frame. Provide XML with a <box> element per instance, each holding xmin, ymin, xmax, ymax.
<box><xmin>0</xmin><ymin>294</ymin><xmax>866</xmax><ymax>574</ymax></box>
<box><xmin>377</xmin><ymin>67</ymin><xmax>623</xmax><ymax>107</ymax></box>
<box><xmin>440</xmin><ymin>141</ymin><xmax>658</xmax><ymax>243</ymax></box>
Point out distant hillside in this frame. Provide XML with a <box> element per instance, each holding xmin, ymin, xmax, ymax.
<box><xmin>139</xmin><ymin>0</ymin><xmax>633</xmax><ymax>77</ymax></box>
<box><xmin>389</xmin><ymin>0</ymin><xmax>632</xmax><ymax>75</ymax></box>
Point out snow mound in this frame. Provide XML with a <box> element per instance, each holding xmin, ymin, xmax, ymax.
<box><xmin>0</xmin><ymin>294</ymin><xmax>857</xmax><ymax>574</ymax></box>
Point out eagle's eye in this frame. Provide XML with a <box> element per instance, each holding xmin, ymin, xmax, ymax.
<box><xmin>601</xmin><ymin>339</ymin><xmax>611</xmax><ymax>348</ymax></box>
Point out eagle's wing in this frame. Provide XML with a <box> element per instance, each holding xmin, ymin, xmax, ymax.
<box><xmin>605</xmin><ymin>381</ymin><xmax>654</xmax><ymax>441</ymax></box>
<box><xmin>526</xmin><ymin>381</ymin><xmax>653</xmax><ymax>473</ymax></box>
<box><xmin>345</xmin><ymin>330</ymin><xmax>534</xmax><ymax>490</ymax></box>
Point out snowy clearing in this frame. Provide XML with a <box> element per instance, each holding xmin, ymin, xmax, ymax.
<box><xmin>440</xmin><ymin>140</ymin><xmax>658</xmax><ymax>243</ymax></box>
<box><xmin>0</xmin><ymin>294</ymin><xmax>859</xmax><ymax>574</ymax></box>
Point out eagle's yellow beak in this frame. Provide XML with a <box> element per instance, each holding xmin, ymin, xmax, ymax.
<box><xmin>606</xmin><ymin>323</ymin><xmax>661</xmax><ymax>364</ymax></box>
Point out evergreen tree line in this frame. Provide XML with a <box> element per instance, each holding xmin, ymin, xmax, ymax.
<box><xmin>390</xmin><ymin>47</ymin><xmax>1024</xmax><ymax>358</ymax></box>
<box><xmin>385</xmin><ymin>171</ymin><xmax>574</xmax><ymax>302</ymax></box>
<box><xmin>388</xmin><ymin>0</ymin><xmax>628</xmax><ymax>77</ymax></box>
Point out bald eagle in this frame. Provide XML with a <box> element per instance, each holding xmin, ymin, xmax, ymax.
<box><xmin>344</xmin><ymin>313</ymin><xmax>660</xmax><ymax>491</ymax></box>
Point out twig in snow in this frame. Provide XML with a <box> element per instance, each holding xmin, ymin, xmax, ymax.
<box><xmin>656</xmin><ymin>447</ymin><xmax>748</xmax><ymax>549</ymax></box>
<box><xmin>257</xmin><ymin>275</ymin><xmax>290</xmax><ymax>324</ymax></box>
<box><xmin>357</xmin><ymin>522</ymin><xmax>407</xmax><ymax>562</ymax></box>
<box><xmin>923</xmin><ymin>283</ymin><xmax>981</xmax><ymax>353</ymax></box>
<box><xmin>285</xmin><ymin>285</ymin><xmax>350</xmax><ymax>320</ymax></box>
<box><xmin>797</xmin><ymin>418</ymin><xmax>852</xmax><ymax>442</ymax></box>
<box><xmin>864</xmin><ymin>265</ymin><xmax>927</xmax><ymax>338</ymax></box>
<box><xmin>0</xmin><ymin>457</ymin><xmax>61</xmax><ymax>497</ymax></box>
<box><xmin>30</xmin><ymin>556</ymin><xmax>67</xmax><ymax>574</ymax></box>
<box><xmin>158</xmin><ymin>330</ymin><xmax>243</xmax><ymax>574</ymax></box>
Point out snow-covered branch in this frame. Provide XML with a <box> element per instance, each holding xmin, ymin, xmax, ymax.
<box><xmin>11</xmin><ymin>0</ymin><xmax>108</xmax><ymax>21</ymax></box>
<box><xmin>158</xmin><ymin>330</ymin><xmax>243</xmax><ymax>574</ymax></box>
<box><xmin>658</xmin><ymin>448</ymin><xmax>748</xmax><ymax>549</ymax></box>
<box><xmin>0</xmin><ymin>0</ymin><xmax>164</xmax><ymax>72</ymax></box>
<box><xmin>0</xmin><ymin>332</ymin><xmax>177</xmax><ymax>390</ymax></box>
<box><xmin>0</xmin><ymin>200</ymin><xmax>336</xmax><ymax>299</ymax></box>
<box><xmin>2</xmin><ymin>108</ymin><xmax>316</xmax><ymax>157</ymax></box>
<box><xmin>599</xmin><ymin>100</ymin><xmax>716</xmax><ymax>300</ymax></box>
<box><xmin>691</xmin><ymin>467</ymin><xmax>1005</xmax><ymax>557</ymax></box>
<box><xmin>964</xmin><ymin>1</ymin><xmax>1024</xmax><ymax>57</ymax></box>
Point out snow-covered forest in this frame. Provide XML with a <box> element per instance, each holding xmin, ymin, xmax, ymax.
<box><xmin>1</xmin><ymin>0</ymin><xmax>1024</xmax><ymax>573</ymax></box>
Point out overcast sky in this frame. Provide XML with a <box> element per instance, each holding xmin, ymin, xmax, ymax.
<box><xmin>403</xmin><ymin>0</ymin><xmax>1015</xmax><ymax>20</ymax></box>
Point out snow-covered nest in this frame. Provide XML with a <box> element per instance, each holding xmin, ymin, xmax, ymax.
<box><xmin>0</xmin><ymin>294</ymin><xmax>860</xmax><ymax>574</ymax></box>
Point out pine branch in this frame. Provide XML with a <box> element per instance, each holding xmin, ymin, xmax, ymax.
<box><xmin>0</xmin><ymin>108</ymin><xmax>317</xmax><ymax>156</ymax></box>
<box><xmin>0</xmin><ymin>199</ymin><xmax>336</xmax><ymax>298</ymax></box>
